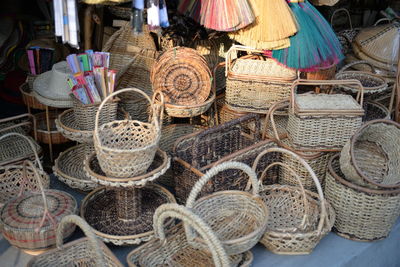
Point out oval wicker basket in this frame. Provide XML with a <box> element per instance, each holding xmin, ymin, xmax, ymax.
<box><xmin>0</xmin><ymin>161</ymin><xmax>77</xmax><ymax>250</ymax></box>
<box><xmin>34</xmin><ymin>111</ymin><xmax>69</xmax><ymax>144</ymax></box>
<box><xmin>0</xmin><ymin>133</ymin><xmax>49</xmax><ymax>207</ymax></box>
<box><xmin>20</xmin><ymin>83</ymin><xmax>48</xmax><ymax>110</ymax></box>
<box><xmin>363</xmin><ymin>100</ymin><xmax>390</xmax><ymax>122</ymax></box>
<box><xmin>186</xmin><ymin>162</ymin><xmax>269</xmax><ymax>255</ymax></box>
<box><xmin>127</xmin><ymin>203</ymin><xmax>251</xmax><ymax>267</ymax></box>
<box><xmin>340</xmin><ymin>119</ymin><xmax>400</xmax><ymax>189</ymax></box>
<box><xmin>94</xmin><ymin>88</ymin><xmax>162</xmax><ymax>178</ymax></box>
<box><xmin>252</xmin><ymin>147</ymin><xmax>335</xmax><ymax>255</ymax></box>
<box><xmin>27</xmin><ymin>215</ymin><xmax>123</xmax><ymax>267</ymax></box>
<box><xmin>325</xmin><ymin>154</ymin><xmax>400</xmax><ymax>241</ymax></box>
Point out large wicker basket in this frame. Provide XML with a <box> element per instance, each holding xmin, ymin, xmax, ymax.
<box><xmin>225</xmin><ymin>45</ymin><xmax>297</xmax><ymax>113</ymax></box>
<box><xmin>287</xmin><ymin>79</ymin><xmax>365</xmax><ymax>151</ymax></box>
<box><xmin>340</xmin><ymin>119</ymin><xmax>400</xmax><ymax>189</ymax></box>
<box><xmin>126</xmin><ymin>203</ymin><xmax>252</xmax><ymax>267</ymax></box>
<box><xmin>93</xmin><ymin>88</ymin><xmax>162</xmax><ymax>178</ymax></box>
<box><xmin>0</xmin><ymin>161</ymin><xmax>77</xmax><ymax>250</ymax></box>
<box><xmin>27</xmin><ymin>215</ymin><xmax>123</xmax><ymax>267</ymax></box>
<box><xmin>252</xmin><ymin>147</ymin><xmax>335</xmax><ymax>255</ymax></box>
<box><xmin>325</xmin><ymin>154</ymin><xmax>400</xmax><ymax>241</ymax></box>
<box><xmin>173</xmin><ymin>114</ymin><xmax>280</xmax><ymax>203</ymax></box>
<box><xmin>185</xmin><ymin>162</ymin><xmax>268</xmax><ymax>255</ymax></box>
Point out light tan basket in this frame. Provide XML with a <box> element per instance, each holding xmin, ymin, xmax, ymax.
<box><xmin>94</xmin><ymin>88</ymin><xmax>162</xmax><ymax>178</ymax></box>
<box><xmin>27</xmin><ymin>215</ymin><xmax>123</xmax><ymax>267</ymax></box>
<box><xmin>252</xmin><ymin>147</ymin><xmax>335</xmax><ymax>255</ymax></box>
<box><xmin>287</xmin><ymin>79</ymin><xmax>365</xmax><ymax>151</ymax></box>
<box><xmin>225</xmin><ymin>45</ymin><xmax>297</xmax><ymax>113</ymax></box>
<box><xmin>325</xmin><ymin>154</ymin><xmax>400</xmax><ymax>241</ymax></box>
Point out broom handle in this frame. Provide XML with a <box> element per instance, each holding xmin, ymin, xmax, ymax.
<box><xmin>330</xmin><ymin>8</ymin><xmax>353</xmax><ymax>30</ymax></box>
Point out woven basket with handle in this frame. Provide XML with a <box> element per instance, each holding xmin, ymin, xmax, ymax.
<box><xmin>252</xmin><ymin>147</ymin><xmax>335</xmax><ymax>255</ymax></box>
<box><xmin>330</xmin><ymin>8</ymin><xmax>360</xmax><ymax>54</ymax></box>
<box><xmin>0</xmin><ymin>160</ymin><xmax>77</xmax><ymax>250</ymax></box>
<box><xmin>94</xmin><ymin>88</ymin><xmax>163</xmax><ymax>178</ymax></box>
<box><xmin>287</xmin><ymin>79</ymin><xmax>365</xmax><ymax>151</ymax></box>
<box><xmin>27</xmin><ymin>215</ymin><xmax>123</xmax><ymax>267</ymax></box>
<box><xmin>127</xmin><ymin>203</ymin><xmax>253</xmax><ymax>267</ymax></box>
<box><xmin>225</xmin><ymin>45</ymin><xmax>297</xmax><ymax>113</ymax></box>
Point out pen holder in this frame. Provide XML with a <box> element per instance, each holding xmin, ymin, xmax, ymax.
<box><xmin>71</xmin><ymin>95</ymin><xmax>119</xmax><ymax>131</ymax></box>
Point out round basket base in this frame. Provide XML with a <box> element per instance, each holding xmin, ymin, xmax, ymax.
<box><xmin>334</xmin><ymin>229</ymin><xmax>386</xmax><ymax>242</ymax></box>
<box><xmin>53</xmin><ymin>144</ymin><xmax>97</xmax><ymax>192</ymax></box>
<box><xmin>81</xmin><ymin>185</ymin><xmax>176</xmax><ymax>246</ymax></box>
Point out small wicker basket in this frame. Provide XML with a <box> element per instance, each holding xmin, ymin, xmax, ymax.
<box><xmin>252</xmin><ymin>147</ymin><xmax>335</xmax><ymax>255</ymax></box>
<box><xmin>27</xmin><ymin>215</ymin><xmax>123</xmax><ymax>267</ymax></box>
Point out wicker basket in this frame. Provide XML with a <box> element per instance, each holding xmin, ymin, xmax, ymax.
<box><xmin>266</xmin><ymin>101</ymin><xmax>332</xmax><ymax>191</ymax></box>
<box><xmin>303</xmin><ymin>63</ymin><xmax>336</xmax><ymax>81</ymax></box>
<box><xmin>225</xmin><ymin>45</ymin><xmax>297</xmax><ymax>113</ymax></box>
<box><xmin>0</xmin><ymin>161</ymin><xmax>77</xmax><ymax>250</ymax></box>
<box><xmin>94</xmin><ymin>88</ymin><xmax>162</xmax><ymax>178</ymax></box>
<box><xmin>55</xmin><ymin>109</ymin><xmax>93</xmax><ymax>144</ymax></box>
<box><xmin>217</xmin><ymin>93</ymin><xmax>249</xmax><ymax>125</ymax></box>
<box><xmin>340</xmin><ymin>119</ymin><xmax>400</xmax><ymax>189</ymax></box>
<box><xmin>287</xmin><ymin>79</ymin><xmax>365</xmax><ymax>151</ymax></box>
<box><xmin>173</xmin><ymin>114</ymin><xmax>280</xmax><ymax>203</ymax></box>
<box><xmin>0</xmin><ymin>113</ymin><xmax>35</xmax><ymax>137</ymax></box>
<box><xmin>27</xmin><ymin>215</ymin><xmax>123</xmax><ymax>267</ymax></box>
<box><xmin>335</xmin><ymin>61</ymin><xmax>388</xmax><ymax>94</ymax></box>
<box><xmin>34</xmin><ymin>111</ymin><xmax>69</xmax><ymax>144</ymax></box>
<box><xmin>325</xmin><ymin>154</ymin><xmax>400</xmax><ymax>241</ymax></box>
<box><xmin>363</xmin><ymin>100</ymin><xmax>390</xmax><ymax>122</ymax></box>
<box><xmin>330</xmin><ymin>8</ymin><xmax>360</xmax><ymax>54</ymax></box>
<box><xmin>0</xmin><ymin>133</ymin><xmax>49</xmax><ymax>207</ymax></box>
<box><xmin>126</xmin><ymin>203</ymin><xmax>251</xmax><ymax>267</ymax></box>
<box><xmin>252</xmin><ymin>147</ymin><xmax>335</xmax><ymax>255</ymax></box>
<box><xmin>20</xmin><ymin>83</ymin><xmax>48</xmax><ymax>110</ymax></box>
<box><xmin>185</xmin><ymin>161</ymin><xmax>268</xmax><ymax>255</ymax></box>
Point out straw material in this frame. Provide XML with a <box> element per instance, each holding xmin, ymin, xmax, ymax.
<box><xmin>27</xmin><ymin>215</ymin><xmax>123</xmax><ymax>267</ymax></box>
<box><xmin>173</xmin><ymin>114</ymin><xmax>280</xmax><ymax>203</ymax></box>
<box><xmin>0</xmin><ymin>161</ymin><xmax>77</xmax><ymax>250</ymax></box>
<box><xmin>229</xmin><ymin>0</ymin><xmax>297</xmax><ymax>49</ymax></box>
<box><xmin>20</xmin><ymin>83</ymin><xmax>47</xmax><ymax>110</ymax></box>
<box><xmin>363</xmin><ymin>101</ymin><xmax>389</xmax><ymax>122</ymax></box>
<box><xmin>55</xmin><ymin>109</ymin><xmax>93</xmax><ymax>144</ymax></box>
<box><xmin>53</xmin><ymin>144</ymin><xmax>98</xmax><ymax>192</ymax></box>
<box><xmin>287</xmin><ymin>80</ymin><xmax>364</xmax><ymax>151</ymax></box>
<box><xmin>34</xmin><ymin>111</ymin><xmax>69</xmax><ymax>145</ymax></box>
<box><xmin>0</xmin><ymin>113</ymin><xmax>34</xmax><ymax>137</ymax></box>
<box><xmin>151</xmin><ymin>47</ymin><xmax>212</xmax><ymax>105</ymax></box>
<box><xmin>94</xmin><ymin>88</ymin><xmax>162</xmax><ymax>178</ymax></box>
<box><xmin>186</xmin><ymin>162</ymin><xmax>269</xmax><ymax>255</ymax></box>
<box><xmin>325</xmin><ymin>154</ymin><xmax>400</xmax><ymax>241</ymax></box>
<box><xmin>354</xmin><ymin>22</ymin><xmax>400</xmax><ymax>65</ymax></box>
<box><xmin>351</xmin><ymin>42</ymin><xmax>398</xmax><ymax>73</ymax></box>
<box><xmin>252</xmin><ymin>148</ymin><xmax>335</xmax><ymax>255</ymax></box>
<box><xmin>80</xmin><ymin>184</ymin><xmax>176</xmax><ymax>245</ymax></box>
<box><xmin>340</xmin><ymin>120</ymin><xmax>400</xmax><ymax>189</ymax></box>
<box><xmin>226</xmin><ymin>46</ymin><xmax>297</xmax><ymax>113</ymax></box>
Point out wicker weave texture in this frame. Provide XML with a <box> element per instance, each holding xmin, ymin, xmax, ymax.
<box><xmin>35</xmin><ymin>111</ymin><xmax>69</xmax><ymax>145</ymax></box>
<box><xmin>55</xmin><ymin>109</ymin><xmax>93</xmax><ymax>144</ymax></box>
<box><xmin>20</xmin><ymin>82</ymin><xmax>47</xmax><ymax>110</ymax></box>
<box><xmin>325</xmin><ymin>155</ymin><xmax>400</xmax><ymax>241</ymax></box>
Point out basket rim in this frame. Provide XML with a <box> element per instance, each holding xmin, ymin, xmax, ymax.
<box><xmin>335</xmin><ymin>71</ymin><xmax>388</xmax><ymax>91</ymax></box>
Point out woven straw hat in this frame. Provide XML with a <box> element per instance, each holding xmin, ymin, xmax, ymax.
<box><xmin>32</xmin><ymin>61</ymin><xmax>73</xmax><ymax>108</ymax></box>
<box><xmin>354</xmin><ymin>22</ymin><xmax>400</xmax><ymax>65</ymax></box>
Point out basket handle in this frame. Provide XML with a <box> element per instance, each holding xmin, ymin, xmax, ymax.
<box><xmin>338</xmin><ymin>60</ymin><xmax>376</xmax><ymax>74</ymax></box>
<box><xmin>153</xmin><ymin>203</ymin><xmax>230</xmax><ymax>267</ymax></box>
<box><xmin>21</xmin><ymin>160</ymin><xmax>57</xmax><ymax>233</ymax></box>
<box><xmin>56</xmin><ymin>215</ymin><xmax>107</xmax><ymax>267</ymax></box>
<box><xmin>290</xmin><ymin>79</ymin><xmax>365</xmax><ymax>111</ymax></box>
<box><xmin>374</xmin><ymin>18</ymin><xmax>390</xmax><ymax>26</ymax></box>
<box><xmin>151</xmin><ymin>90</ymin><xmax>165</xmax><ymax>129</ymax></box>
<box><xmin>94</xmin><ymin>88</ymin><xmax>160</xmax><ymax>143</ymax></box>
<box><xmin>252</xmin><ymin>147</ymin><xmax>327</xmax><ymax>234</ymax></box>
<box><xmin>0</xmin><ymin>132</ymin><xmax>43</xmax><ymax>171</ymax></box>
<box><xmin>262</xmin><ymin>99</ymin><xmax>289</xmax><ymax>141</ymax></box>
<box><xmin>330</xmin><ymin>8</ymin><xmax>353</xmax><ymax>30</ymax></box>
<box><xmin>226</xmin><ymin>45</ymin><xmax>263</xmax><ymax>76</ymax></box>
<box><xmin>0</xmin><ymin>113</ymin><xmax>38</xmax><ymax>141</ymax></box>
<box><xmin>213</xmin><ymin>62</ymin><xmax>226</xmax><ymax>125</ymax></box>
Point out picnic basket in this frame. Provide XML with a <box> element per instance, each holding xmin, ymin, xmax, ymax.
<box><xmin>325</xmin><ymin>154</ymin><xmax>400</xmax><ymax>241</ymax></box>
<box><xmin>340</xmin><ymin>119</ymin><xmax>400</xmax><ymax>189</ymax></box>
<box><xmin>93</xmin><ymin>88</ymin><xmax>162</xmax><ymax>178</ymax></box>
<box><xmin>0</xmin><ymin>160</ymin><xmax>77</xmax><ymax>250</ymax></box>
<box><xmin>252</xmin><ymin>147</ymin><xmax>335</xmax><ymax>254</ymax></box>
<box><xmin>287</xmin><ymin>79</ymin><xmax>365</xmax><ymax>151</ymax></box>
<box><xmin>26</xmin><ymin>215</ymin><xmax>123</xmax><ymax>267</ymax></box>
<box><xmin>225</xmin><ymin>45</ymin><xmax>297</xmax><ymax>113</ymax></box>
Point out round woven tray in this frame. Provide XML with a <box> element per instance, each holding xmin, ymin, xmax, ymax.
<box><xmin>53</xmin><ymin>144</ymin><xmax>98</xmax><ymax>192</ymax></box>
<box><xmin>55</xmin><ymin>109</ymin><xmax>93</xmax><ymax>144</ymax></box>
<box><xmin>84</xmin><ymin>149</ymin><xmax>170</xmax><ymax>187</ymax></box>
<box><xmin>35</xmin><ymin>111</ymin><xmax>69</xmax><ymax>145</ymax></box>
<box><xmin>80</xmin><ymin>184</ymin><xmax>176</xmax><ymax>245</ymax></box>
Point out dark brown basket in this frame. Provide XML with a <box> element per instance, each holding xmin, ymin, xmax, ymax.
<box><xmin>173</xmin><ymin>114</ymin><xmax>280</xmax><ymax>203</ymax></box>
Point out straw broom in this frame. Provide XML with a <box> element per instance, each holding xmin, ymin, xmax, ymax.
<box><xmin>229</xmin><ymin>0</ymin><xmax>298</xmax><ymax>49</ymax></box>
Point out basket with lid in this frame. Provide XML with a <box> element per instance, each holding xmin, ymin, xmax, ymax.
<box><xmin>287</xmin><ymin>79</ymin><xmax>365</xmax><ymax>151</ymax></box>
<box><xmin>225</xmin><ymin>45</ymin><xmax>297</xmax><ymax>113</ymax></box>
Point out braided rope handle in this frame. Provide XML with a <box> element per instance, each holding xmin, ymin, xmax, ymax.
<box><xmin>338</xmin><ymin>60</ymin><xmax>376</xmax><ymax>74</ymax></box>
<box><xmin>153</xmin><ymin>203</ymin><xmax>230</xmax><ymax>267</ymax></box>
<box><xmin>252</xmin><ymin>147</ymin><xmax>327</xmax><ymax>234</ymax></box>
<box><xmin>0</xmin><ymin>132</ymin><xmax>43</xmax><ymax>170</ymax></box>
<box><xmin>56</xmin><ymin>215</ymin><xmax>106</xmax><ymax>267</ymax></box>
<box><xmin>330</xmin><ymin>8</ymin><xmax>353</xmax><ymax>30</ymax></box>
